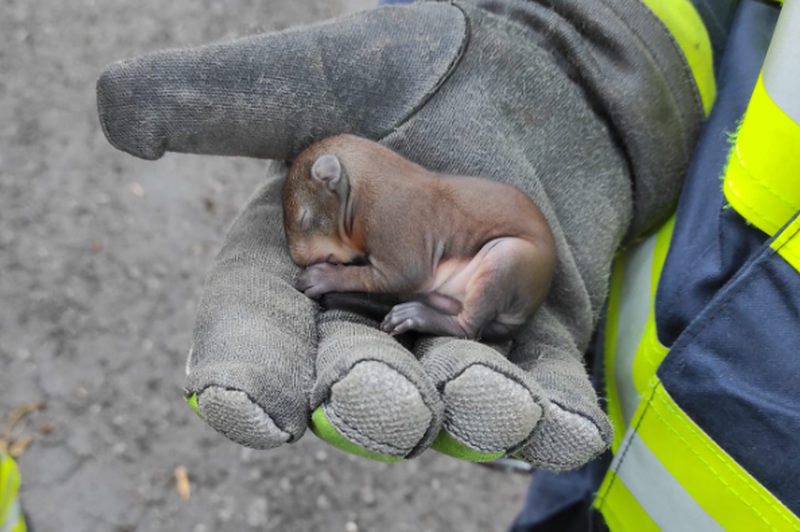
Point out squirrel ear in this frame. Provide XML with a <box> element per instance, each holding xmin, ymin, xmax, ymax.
<box><xmin>311</xmin><ymin>154</ymin><xmax>342</xmax><ymax>190</ymax></box>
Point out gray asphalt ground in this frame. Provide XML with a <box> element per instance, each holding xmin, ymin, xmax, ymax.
<box><xmin>0</xmin><ymin>1</ymin><xmax>532</xmax><ymax>530</ymax></box>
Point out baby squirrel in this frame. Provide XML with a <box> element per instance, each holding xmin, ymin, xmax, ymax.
<box><xmin>283</xmin><ymin>134</ymin><xmax>555</xmax><ymax>341</ymax></box>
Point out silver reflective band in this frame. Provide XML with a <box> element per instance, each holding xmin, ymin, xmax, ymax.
<box><xmin>763</xmin><ymin>0</ymin><xmax>800</xmax><ymax>124</ymax></box>
<box><xmin>0</xmin><ymin>498</ymin><xmax>21</xmax><ymax>532</ymax></box>
<box><xmin>612</xmin><ymin>430</ymin><xmax>726</xmax><ymax>532</ymax></box>
<box><xmin>615</xmin><ymin>234</ymin><xmax>656</xmax><ymax>427</ymax></box>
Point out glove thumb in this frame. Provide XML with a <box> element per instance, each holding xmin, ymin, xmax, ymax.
<box><xmin>96</xmin><ymin>2</ymin><xmax>467</xmax><ymax>161</ymax></box>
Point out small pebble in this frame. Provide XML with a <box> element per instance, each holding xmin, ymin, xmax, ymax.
<box><xmin>129</xmin><ymin>182</ymin><xmax>145</xmax><ymax>198</ymax></box>
<box><xmin>345</xmin><ymin>521</ymin><xmax>358</xmax><ymax>532</ymax></box>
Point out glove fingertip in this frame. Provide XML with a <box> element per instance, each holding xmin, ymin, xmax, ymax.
<box><xmin>309</xmin><ymin>406</ymin><xmax>405</xmax><ymax>463</ymax></box>
<box><xmin>185</xmin><ymin>393</ymin><xmax>202</xmax><ymax>418</ymax></box>
<box><xmin>96</xmin><ymin>60</ymin><xmax>167</xmax><ymax>161</ymax></box>
<box><xmin>430</xmin><ymin>430</ymin><xmax>505</xmax><ymax>462</ymax></box>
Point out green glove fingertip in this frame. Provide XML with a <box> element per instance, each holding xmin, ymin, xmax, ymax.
<box><xmin>185</xmin><ymin>393</ymin><xmax>202</xmax><ymax>418</ymax></box>
<box><xmin>430</xmin><ymin>430</ymin><xmax>505</xmax><ymax>462</ymax></box>
<box><xmin>309</xmin><ymin>407</ymin><xmax>404</xmax><ymax>463</ymax></box>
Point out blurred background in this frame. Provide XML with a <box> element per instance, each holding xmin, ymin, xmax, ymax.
<box><xmin>0</xmin><ymin>0</ymin><xmax>531</xmax><ymax>530</ymax></box>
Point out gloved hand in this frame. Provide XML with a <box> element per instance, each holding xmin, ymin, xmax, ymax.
<box><xmin>96</xmin><ymin>0</ymin><xmax>702</xmax><ymax>469</ymax></box>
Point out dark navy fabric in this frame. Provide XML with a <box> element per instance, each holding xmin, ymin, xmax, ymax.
<box><xmin>509</xmin><ymin>462</ymin><xmax>611</xmax><ymax>532</ymax></box>
<box><xmin>513</xmin><ymin>1</ymin><xmax>784</xmax><ymax>531</ymax></box>
<box><xmin>656</xmin><ymin>0</ymin><xmax>780</xmax><ymax>348</ymax></box>
<box><xmin>689</xmin><ymin>0</ymin><xmax>743</xmax><ymax>74</ymax></box>
<box><xmin>658</xmin><ymin>214</ymin><xmax>800</xmax><ymax>514</ymax></box>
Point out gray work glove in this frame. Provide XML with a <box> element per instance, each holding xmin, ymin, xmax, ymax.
<box><xmin>97</xmin><ymin>0</ymin><xmax>703</xmax><ymax>468</ymax></box>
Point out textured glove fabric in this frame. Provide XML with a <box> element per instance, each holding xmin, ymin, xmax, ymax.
<box><xmin>97</xmin><ymin>4</ymin><xmax>467</xmax><ymax>162</ymax></box>
<box><xmin>97</xmin><ymin>0</ymin><xmax>703</xmax><ymax>470</ymax></box>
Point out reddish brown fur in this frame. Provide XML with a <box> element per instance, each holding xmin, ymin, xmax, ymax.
<box><xmin>283</xmin><ymin>134</ymin><xmax>555</xmax><ymax>340</ymax></box>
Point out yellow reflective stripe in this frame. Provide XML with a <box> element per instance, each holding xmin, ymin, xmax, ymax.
<box><xmin>606</xmin><ymin>239</ymin><xmax>653</xmax><ymax>453</ymax></box>
<box><xmin>638</xmin><ymin>0</ymin><xmax>716</xmax><ymax>114</ymax></box>
<box><xmin>11</xmin><ymin>515</ymin><xmax>26</xmax><ymax>532</ymax></box>
<box><xmin>0</xmin><ymin>455</ymin><xmax>21</xmax><ymax>529</ymax></box>
<box><xmin>598</xmin><ymin>379</ymin><xmax>800</xmax><ymax>531</ymax></box>
<box><xmin>0</xmin><ymin>500</ymin><xmax>23</xmax><ymax>532</ymax></box>
<box><xmin>596</xmin><ymin>472</ymin><xmax>662</xmax><ymax>532</ymax></box>
<box><xmin>725</xmin><ymin>0</ymin><xmax>800</xmax><ymax>262</ymax></box>
<box><xmin>637</xmin><ymin>382</ymin><xmax>800</xmax><ymax>532</ymax></box>
<box><xmin>763</xmin><ymin>0</ymin><xmax>799</xmax><ymax>122</ymax></box>
<box><xmin>599</xmin><ymin>212</ymin><xmax>800</xmax><ymax>530</ymax></box>
<box><xmin>631</xmin><ymin>217</ymin><xmax>673</xmax><ymax>395</ymax></box>
<box><xmin>605</xmin><ymin>216</ymin><xmax>674</xmax><ymax>453</ymax></box>
<box><xmin>771</xmin><ymin>211</ymin><xmax>800</xmax><ymax>272</ymax></box>
<box><xmin>600</xmin><ymin>385</ymin><xmax>725</xmax><ymax>532</ymax></box>
<box><xmin>723</xmin><ymin>75</ymin><xmax>800</xmax><ymax>237</ymax></box>
<box><xmin>613</xmin><ymin>431</ymin><xmax>726</xmax><ymax>531</ymax></box>
<box><xmin>614</xmin><ymin>236</ymin><xmax>655</xmax><ymax>440</ymax></box>
<box><xmin>604</xmin><ymin>254</ymin><xmax>627</xmax><ymax>453</ymax></box>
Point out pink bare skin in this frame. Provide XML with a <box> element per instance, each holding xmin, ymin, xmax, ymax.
<box><xmin>282</xmin><ymin>134</ymin><xmax>556</xmax><ymax>341</ymax></box>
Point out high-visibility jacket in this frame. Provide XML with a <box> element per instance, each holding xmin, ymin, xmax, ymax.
<box><xmin>513</xmin><ymin>0</ymin><xmax>800</xmax><ymax>531</ymax></box>
<box><xmin>0</xmin><ymin>454</ymin><xmax>26</xmax><ymax>532</ymax></box>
